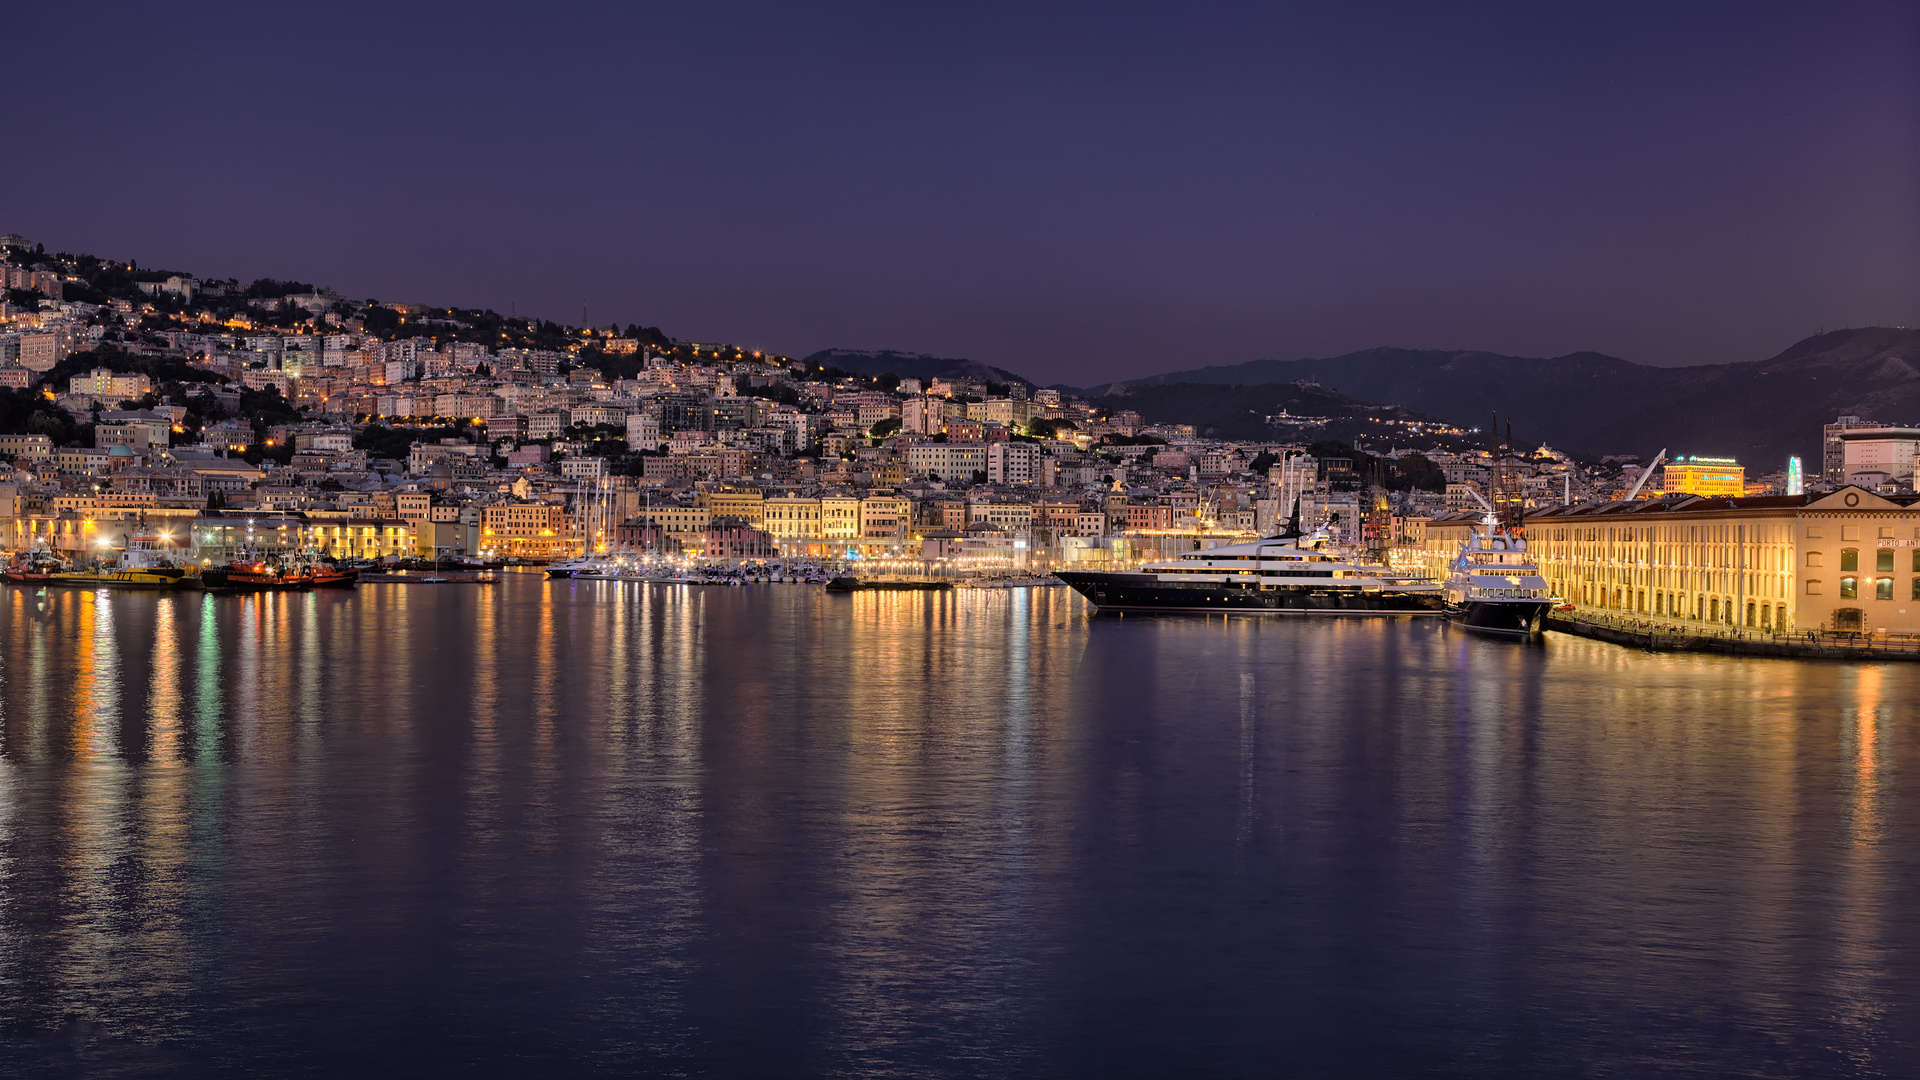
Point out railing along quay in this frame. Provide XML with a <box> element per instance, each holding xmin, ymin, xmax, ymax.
<box><xmin>1545</xmin><ymin>610</ymin><xmax>1920</xmax><ymax>661</ymax></box>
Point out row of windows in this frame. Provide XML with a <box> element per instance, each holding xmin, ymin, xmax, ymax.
<box><xmin>1808</xmin><ymin>549</ymin><xmax>1920</xmax><ymax>572</ymax></box>
<box><xmin>1547</xmin><ymin>524</ymin><xmax>1920</xmax><ymax>544</ymax></box>
<box><xmin>1806</xmin><ymin>577</ymin><xmax>1920</xmax><ymax>600</ymax></box>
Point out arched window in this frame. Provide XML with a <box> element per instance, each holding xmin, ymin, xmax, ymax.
<box><xmin>1840</xmin><ymin>577</ymin><xmax>1858</xmax><ymax>599</ymax></box>
<box><xmin>1840</xmin><ymin>549</ymin><xmax>1858</xmax><ymax>572</ymax></box>
<box><xmin>1876</xmin><ymin>578</ymin><xmax>1894</xmax><ymax>600</ymax></box>
<box><xmin>1877</xmin><ymin>549</ymin><xmax>1895</xmax><ymax>573</ymax></box>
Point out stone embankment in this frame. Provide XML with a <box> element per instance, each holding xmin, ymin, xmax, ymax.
<box><xmin>1546</xmin><ymin>612</ymin><xmax>1920</xmax><ymax>662</ymax></box>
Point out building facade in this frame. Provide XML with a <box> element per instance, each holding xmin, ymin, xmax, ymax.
<box><xmin>1420</xmin><ymin>488</ymin><xmax>1920</xmax><ymax>634</ymax></box>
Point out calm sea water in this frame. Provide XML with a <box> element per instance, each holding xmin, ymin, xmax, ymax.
<box><xmin>0</xmin><ymin>576</ymin><xmax>1915</xmax><ymax>1077</ymax></box>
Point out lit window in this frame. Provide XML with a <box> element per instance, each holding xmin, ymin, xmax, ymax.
<box><xmin>1841</xmin><ymin>577</ymin><xmax>1858</xmax><ymax>599</ymax></box>
<box><xmin>1877</xmin><ymin>549</ymin><xmax>1895</xmax><ymax>573</ymax></box>
<box><xmin>1876</xmin><ymin>577</ymin><xmax>1895</xmax><ymax>600</ymax></box>
<box><xmin>1840</xmin><ymin>549</ymin><xmax>1858</xmax><ymax>572</ymax></box>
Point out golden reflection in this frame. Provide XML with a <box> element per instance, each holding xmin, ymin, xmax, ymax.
<box><xmin>73</xmin><ymin>590</ymin><xmax>119</xmax><ymax>760</ymax></box>
<box><xmin>1831</xmin><ymin>664</ymin><xmax>1890</xmax><ymax>1052</ymax></box>
<box><xmin>149</xmin><ymin>598</ymin><xmax>182</xmax><ymax>761</ymax></box>
<box><xmin>1847</xmin><ymin>666</ymin><xmax>1884</xmax><ymax>844</ymax></box>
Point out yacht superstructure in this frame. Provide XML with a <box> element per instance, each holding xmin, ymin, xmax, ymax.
<box><xmin>1443</xmin><ymin>509</ymin><xmax>1553</xmax><ymax>636</ymax></box>
<box><xmin>1056</xmin><ymin>526</ymin><xmax>1442</xmax><ymax>616</ymax></box>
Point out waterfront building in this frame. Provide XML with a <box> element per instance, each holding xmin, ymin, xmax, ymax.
<box><xmin>480</xmin><ymin>502</ymin><xmax>567</xmax><ymax>558</ymax></box>
<box><xmin>705</xmin><ymin>517</ymin><xmax>776</xmax><ymax>559</ymax></box>
<box><xmin>303</xmin><ymin>518</ymin><xmax>416</xmax><ymax>560</ymax></box>
<box><xmin>696</xmin><ymin>489</ymin><xmax>766</xmax><ymax>527</ymax></box>
<box><xmin>859</xmin><ymin>495</ymin><xmax>910</xmax><ymax>540</ymax></box>
<box><xmin>1419</xmin><ymin>487</ymin><xmax>1920</xmax><ymax>634</ymax></box>
<box><xmin>763</xmin><ymin>496</ymin><xmax>821</xmax><ymax>541</ymax></box>
<box><xmin>820</xmin><ymin>496</ymin><xmax>862</xmax><ymax>540</ymax></box>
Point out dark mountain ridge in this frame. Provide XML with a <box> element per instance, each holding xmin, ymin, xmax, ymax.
<box><xmin>802</xmin><ymin>348</ymin><xmax>1031</xmax><ymax>387</ymax></box>
<box><xmin>1089</xmin><ymin>328</ymin><xmax>1920</xmax><ymax>466</ymax></box>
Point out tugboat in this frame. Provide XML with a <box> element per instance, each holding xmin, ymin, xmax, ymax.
<box><xmin>1056</xmin><ymin>507</ymin><xmax>1442</xmax><ymax>617</ymax></box>
<box><xmin>47</xmin><ymin>534</ymin><xmax>197</xmax><ymax>589</ymax></box>
<box><xmin>206</xmin><ymin>548</ymin><xmax>313</xmax><ymax>592</ymax></box>
<box><xmin>293</xmin><ymin>551</ymin><xmax>359</xmax><ymax>588</ymax></box>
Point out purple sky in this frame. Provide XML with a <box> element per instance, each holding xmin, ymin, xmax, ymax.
<box><xmin>6</xmin><ymin>2</ymin><xmax>1916</xmax><ymax>384</ymax></box>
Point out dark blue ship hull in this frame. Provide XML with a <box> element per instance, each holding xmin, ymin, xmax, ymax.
<box><xmin>1056</xmin><ymin>571</ymin><xmax>1445</xmax><ymax>616</ymax></box>
<box><xmin>1447</xmin><ymin>600</ymin><xmax>1552</xmax><ymax>637</ymax></box>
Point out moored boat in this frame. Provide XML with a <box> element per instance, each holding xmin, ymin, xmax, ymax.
<box><xmin>1443</xmin><ymin>510</ymin><xmax>1553</xmax><ymax>637</ymax></box>
<box><xmin>1056</xmin><ymin>519</ymin><xmax>1441</xmax><ymax>616</ymax></box>
<box><xmin>46</xmin><ymin>534</ymin><xmax>197</xmax><ymax>589</ymax></box>
<box><xmin>1443</xmin><ymin>417</ymin><xmax>1553</xmax><ymax>637</ymax></box>
<box><xmin>2</xmin><ymin>549</ymin><xmax>66</xmax><ymax>584</ymax></box>
<box><xmin>214</xmin><ymin>559</ymin><xmax>313</xmax><ymax>592</ymax></box>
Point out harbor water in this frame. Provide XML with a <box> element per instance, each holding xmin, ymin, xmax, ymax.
<box><xmin>0</xmin><ymin>576</ymin><xmax>1915</xmax><ymax>1076</ymax></box>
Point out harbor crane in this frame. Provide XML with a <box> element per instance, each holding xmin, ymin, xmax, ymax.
<box><xmin>1625</xmin><ymin>449</ymin><xmax>1667</xmax><ymax>501</ymax></box>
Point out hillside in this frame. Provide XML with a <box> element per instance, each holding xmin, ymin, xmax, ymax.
<box><xmin>801</xmin><ymin>348</ymin><xmax>1032</xmax><ymax>387</ymax></box>
<box><xmin>1095</xmin><ymin>328</ymin><xmax>1920</xmax><ymax>465</ymax></box>
<box><xmin>1085</xmin><ymin>380</ymin><xmax>1453</xmax><ymax>445</ymax></box>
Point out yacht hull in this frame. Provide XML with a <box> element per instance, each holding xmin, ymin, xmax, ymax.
<box><xmin>1057</xmin><ymin>571</ymin><xmax>1444</xmax><ymax>616</ymax></box>
<box><xmin>1447</xmin><ymin>600</ymin><xmax>1552</xmax><ymax>637</ymax></box>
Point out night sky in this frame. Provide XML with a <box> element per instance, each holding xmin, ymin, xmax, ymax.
<box><xmin>6</xmin><ymin>3</ymin><xmax>1915</xmax><ymax>384</ymax></box>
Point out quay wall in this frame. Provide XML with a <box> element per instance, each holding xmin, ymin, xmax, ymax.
<box><xmin>1545</xmin><ymin>612</ymin><xmax>1920</xmax><ymax>662</ymax></box>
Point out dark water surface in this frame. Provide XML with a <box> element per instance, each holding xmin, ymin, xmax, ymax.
<box><xmin>0</xmin><ymin>577</ymin><xmax>1915</xmax><ymax>1077</ymax></box>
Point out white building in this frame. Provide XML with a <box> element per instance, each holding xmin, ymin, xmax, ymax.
<box><xmin>560</xmin><ymin>456</ymin><xmax>609</xmax><ymax>480</ymax></box>
<box><xmin>905</xmin><ymin>444</ymin><xmax>988</xmax><ymax>483</ymax></box>
<box><xmin>70</xmin><ymin>368</ymin><xmax>152</xmax><ymax>401</ymax></box>
<box><xmin>625</xmin><ymin>413</ymin><xmax>663</xmax><ymax>451</ymax></box>
<box><xmin>1839</xmin><ymin>428</ymin><xmax>1920</xmax><ymax>488</ymax></box>
<box><xmin>986</xmin><ymin>441</ymin><xmax>1041</xmax><ymax>486</ymax></box>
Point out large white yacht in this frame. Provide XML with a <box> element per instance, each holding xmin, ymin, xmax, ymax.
<box><xmin>1443</xmin><ymin>509</ymin><xmax>1553</xmax><ymax>636</ymax></box>
<box><xmin>1056</xmin><ymin>523</ymin><xmax>1443</xmax><ymax>616</ymax></box>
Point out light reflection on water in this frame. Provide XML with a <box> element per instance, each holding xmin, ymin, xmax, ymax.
<box><xmin>0</xmin><ymin>578</ymin><xmax>1915</xmax><ymax>1077</ymax></box>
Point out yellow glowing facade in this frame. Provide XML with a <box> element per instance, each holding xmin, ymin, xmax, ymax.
<box><xmin>1417</xmin><ymin>487</ymin><xmax>1920</xmax><ymax>634</ymax></box>
<box><xmin>1661</xmin><ymin>456</ymin><xmax>1744</xmax><ymax>497</ymax></box>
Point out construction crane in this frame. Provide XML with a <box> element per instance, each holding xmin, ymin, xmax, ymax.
<box><xmin>1625</xmin><ymin>449</ymin><xmax>1667</xmax><ymax>501</ymax></box>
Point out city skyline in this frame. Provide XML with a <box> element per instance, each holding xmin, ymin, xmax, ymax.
<box><xmin>5</xmin><ymin>3</ymin><xmax>1916</xmax><ymax>386</ymax></box>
